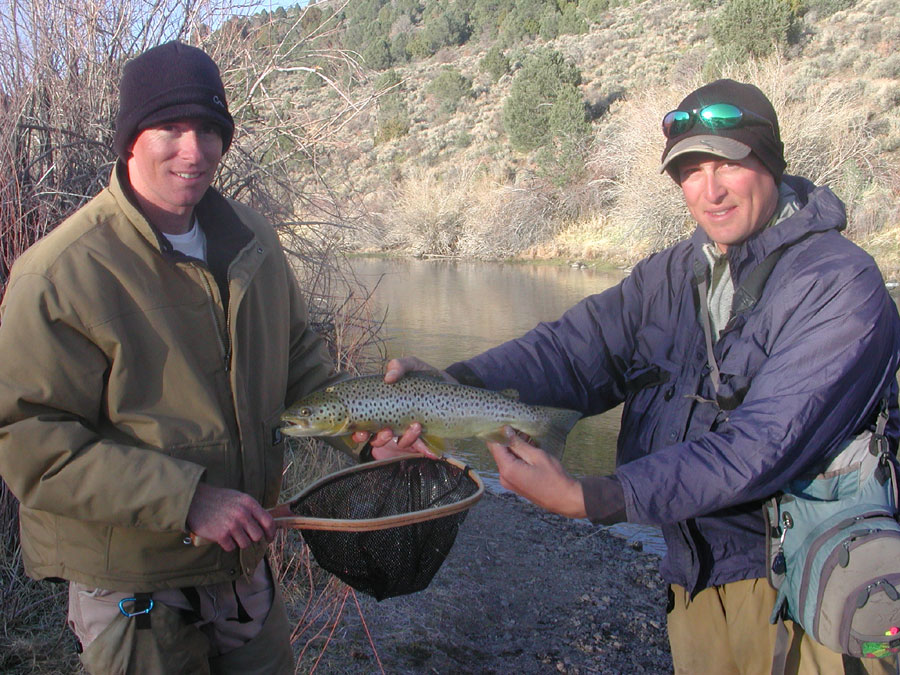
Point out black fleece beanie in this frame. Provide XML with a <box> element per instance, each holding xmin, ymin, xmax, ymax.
<box><xmin>114</xmin><ymin>41</ymin><xmax>234</xmax><ymax>160</ymax></box>
<box><xmin>659</xmin><ymin>79</ymin><xmax>786</xmax><ymax>183</ymax></box>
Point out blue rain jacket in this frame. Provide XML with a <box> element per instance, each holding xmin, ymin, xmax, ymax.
<box><xmin>449</xmin><ymin>176</ymin><xmax>900</xmax><ymax>593</ymax></box>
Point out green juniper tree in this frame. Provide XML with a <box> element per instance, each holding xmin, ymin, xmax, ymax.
<box><xmin>502</xmin><ymin>48</ymin><xmax>585</xmax><ymax>153</ymax></box>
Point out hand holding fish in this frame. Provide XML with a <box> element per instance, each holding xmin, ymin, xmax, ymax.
<box><xmin>351</xmin><ymin>421</ymin><xmax>436</xmax><ymax>460</ymax></box>
<box><xmin>351</xmin><ymin>357</ymin><xmax>457</xmax><ymax>458</ymax></box>
<box><xmin>487</xmin><ymin>427</ymin><xmax>587</xmax><ymax>519</ymax></box>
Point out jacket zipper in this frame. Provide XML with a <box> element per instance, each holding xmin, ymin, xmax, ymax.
<box><xmin>194</xmin><ymin>263</ymin><xmax>232</xmax><ymax>371</ymax></box>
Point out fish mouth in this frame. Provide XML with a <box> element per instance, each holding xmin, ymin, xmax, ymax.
<box><xmin>279</xmin><ymin>419</ymin><xmax>314</xmax><ymax>437</ymax></box>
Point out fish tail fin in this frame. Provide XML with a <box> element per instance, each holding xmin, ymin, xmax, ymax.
<box><xmin>532</xmin><ymin>407</ymin><xmax>582</xmax><ymax>459</ymax></box>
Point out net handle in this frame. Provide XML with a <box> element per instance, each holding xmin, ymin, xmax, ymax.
<box><xmin>278</xmin><ymin>454</ymin><xmax>485</xmax><ymax>532</ymax></box>
<box><xmin>188</xmin><ymin>455</ymin><xmax>484</xmax><ymax>545</ymax></box>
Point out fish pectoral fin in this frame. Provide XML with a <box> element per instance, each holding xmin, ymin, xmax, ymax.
<box><xmin>341</xmin><ymin>436</ymin><xmax>358</xmax><ymax>449</ymax></box>
<box><xmin>486</xmin><ymin>424</ymin><xmax>565</xmax><ymax>457</ymax></box>
<box><xmin>420</xmin><ymin>434</ymin><xmax>447</xmax><ymax>455</ymax></box>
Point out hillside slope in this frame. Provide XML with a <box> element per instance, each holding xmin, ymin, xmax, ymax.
<box><xmin>272</xmin><ymin>0</ymin><xmax>899</xmax><ymax>271</ymax></box>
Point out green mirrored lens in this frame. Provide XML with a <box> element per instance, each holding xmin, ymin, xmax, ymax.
<box><xmin>699</xmin><ymin>103</ymin><xmax>743</xmax><ymax>129</ymax></box>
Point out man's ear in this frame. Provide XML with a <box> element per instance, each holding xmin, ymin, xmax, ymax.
<box><xmin>123</xmin><ymin>135</ymin><xmax>136</xmax><ymax>160</ymax></box>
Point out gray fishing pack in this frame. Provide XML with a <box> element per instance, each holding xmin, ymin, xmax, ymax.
<box><xmin>765</xmin><ymin>402</ymin><xmax>900</xmax><ymax>664</ymax></box>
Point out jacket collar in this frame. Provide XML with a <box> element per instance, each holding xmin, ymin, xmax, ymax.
<box><xmin>108</xmin><ymin>162</ymin><xmax>169</xmax><ymax>254</ymax></box>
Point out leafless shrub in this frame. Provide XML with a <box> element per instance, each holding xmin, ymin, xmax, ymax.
<box><xmin>376</xmin><ymin>162</ymin><xmax>600</xmax><ymax>260</ymax></box>
<box><xmin>460</xmin><ymin>176</ymin><xmax>595</xmax><ymax>259</ymax></box>
<box><xmin>588</xmin><ymin>86</ymin><xmax>693</xmax><ymax>257</ymax></box>
<box><xmin>379</xmin><ymin>166</ymin><xmax>473</xmax><ymax>256</ymax></box>
<box><xmin>725</xmin><ymin>58</ymin><xmax>897</xmax><ymax>242</ymax></box>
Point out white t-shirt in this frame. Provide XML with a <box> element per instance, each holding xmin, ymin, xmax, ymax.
<box><xmin>163</xmin><ymin>218</ymin><xmax>207</xmax><ymax>262</ymax></box>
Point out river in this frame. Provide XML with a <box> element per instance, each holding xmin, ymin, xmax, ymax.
<box><xmin>348</xmin><ymin>256</ymin><xmax>665</xmax><ymax>555</ymax></box>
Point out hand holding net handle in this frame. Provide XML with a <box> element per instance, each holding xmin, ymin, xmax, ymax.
<box><xmin>187</xmin><ymin>455</ymin><xmax>484</xmax><ymax>546</ymax></box>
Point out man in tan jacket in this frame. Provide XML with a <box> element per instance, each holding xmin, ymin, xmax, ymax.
<box><xmin>0</xmin><ymin>41</ymin><xmax>343</xmax><ymax>674</ymax></box>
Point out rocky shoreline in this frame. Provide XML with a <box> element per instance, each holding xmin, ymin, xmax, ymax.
<box><xmin>294</xmin><ymin>489</ymin><xmax>673</xmax><ymax>674</ymax></box>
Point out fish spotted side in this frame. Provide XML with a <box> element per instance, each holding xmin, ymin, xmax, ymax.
<box><xmin>281</xmin><ymin>372</ymin><xmax>582</xmax><ymax>458</ymax></box>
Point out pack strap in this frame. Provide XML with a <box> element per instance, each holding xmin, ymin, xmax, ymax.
<box><xmin>695</xmin><ymin>246</ymin><xmax>788</xmax><ymax>404</ymax></box>
<box><xmin>731</xmin><ymin>248</ymin><xmax>786</xmax><ymax>316</ymax></box>
<box><xmin>697</xmin><ymin>275</ymin><xmax>723</xmax><ymax>395</ymax></box>
<box><xmin>771</xmin><ymin>615</ymin><xmax>792</xmax><ymax>675</ymax></box>
<box><xmin>870</xmin><ymin>398</ymin><xmax>891</xmax><ymax>457</ymax></box>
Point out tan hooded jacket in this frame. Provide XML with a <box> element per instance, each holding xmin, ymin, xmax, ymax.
<box><xmin>0</xmin><ymin>165</ymin><xmax>336</xmax><ymax>591</ymax></box>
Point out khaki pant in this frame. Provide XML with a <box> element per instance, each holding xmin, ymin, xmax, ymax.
<box><xmin>667</xmin><ymin>579</ymin><xmax>898</xmax><ymax>675</ymax></box>
<box><xmin>68</xmin><ymin>561</ymin><xmax>294</xmax><ymax>675</ymax></box>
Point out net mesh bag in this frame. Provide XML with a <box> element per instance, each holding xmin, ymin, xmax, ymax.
<box><xmin>287</xmin><ymin>455</ymin><xmax>483</xmax><ymax>600</ymax></box>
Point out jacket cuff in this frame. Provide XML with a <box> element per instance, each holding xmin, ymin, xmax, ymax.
<box><xmin>580</xmin><ymin>475</ymin><xmax>626</xmax><ymax>525</ymax></box>
<box><xmin>445</xmin><ymin>362</ymin><xmax>485</xmax><ymax>388</ymax></box>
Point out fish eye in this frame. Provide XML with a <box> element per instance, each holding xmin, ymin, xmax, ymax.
<box><xmin>299</xmin><ymin>407</ymin><xmax>312</xmax><ymax>417</ymax></box>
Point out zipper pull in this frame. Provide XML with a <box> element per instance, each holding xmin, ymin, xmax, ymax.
<box><xmin>772</xmin><ymin>511</ymin><xmax>793</xmax><ymax>575</ymax></box>
<box><xmin>839</xmin><ymin>540</ymin><xmax>851</xmax><ymax>568</ymax></box>
<box><xmin>772</xmin><ymin>550</ymin><xmax>786</xmax><ymax>575</ymax></box>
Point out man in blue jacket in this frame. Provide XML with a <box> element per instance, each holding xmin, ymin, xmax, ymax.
<box><xmin>367</xmin><ymin>80</ymin><xmax>900</xmax><ymax>673</ymax></box>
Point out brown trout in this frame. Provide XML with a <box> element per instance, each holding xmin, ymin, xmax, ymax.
<box><xmin>281</xmin><ymin>372</ymin><xmax>582</xmax><ymax>458</ymax></box>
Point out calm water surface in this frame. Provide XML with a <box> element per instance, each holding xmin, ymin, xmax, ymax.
<box><xmin>349</xmin><ymin>257</ymin><xmax>665</xmax><ymax>555</ymax></box>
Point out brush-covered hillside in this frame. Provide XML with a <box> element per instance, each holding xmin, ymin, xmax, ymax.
<box><xmin>232</xmin><ymin>0</ymin><xmax>899</xmax><ymax>273</ymax></box>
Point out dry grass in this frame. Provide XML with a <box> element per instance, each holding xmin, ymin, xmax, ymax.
<box><xmin>1</xmin><ymin>472</ymin><xmax>79</xmax><ymax>674</ymax></box>
<box><xmin>274</xmin><ymin>439</ymin><xmax>383</xmax><ymax>671</ymax></box>
<box><xmin>529</xmin><ymin>212</ymin><xmax>637</xmax><ymax>267</ymax></box>
<box><xmin>372</xmin><ymin>160</ymin><xmax>604</xmax><ymax>260</ymax></box>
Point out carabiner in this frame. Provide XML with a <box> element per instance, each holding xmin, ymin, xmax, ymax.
<box><xmin>118</xmin><ymin>597</ymin><xmax>154</xmax><ymax>618</ymax></box>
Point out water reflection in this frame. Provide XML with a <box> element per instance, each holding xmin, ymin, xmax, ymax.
<box><xmin>355</xmin><ymin>259</ymin><xmax>624</xmax><ymax>361</ymax></box>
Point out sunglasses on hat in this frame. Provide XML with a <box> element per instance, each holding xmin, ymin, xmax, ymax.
<box><xmin>662</xmin><ymin>103</ymin><xmax>773</xmax><ymax>139</ymax></box>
